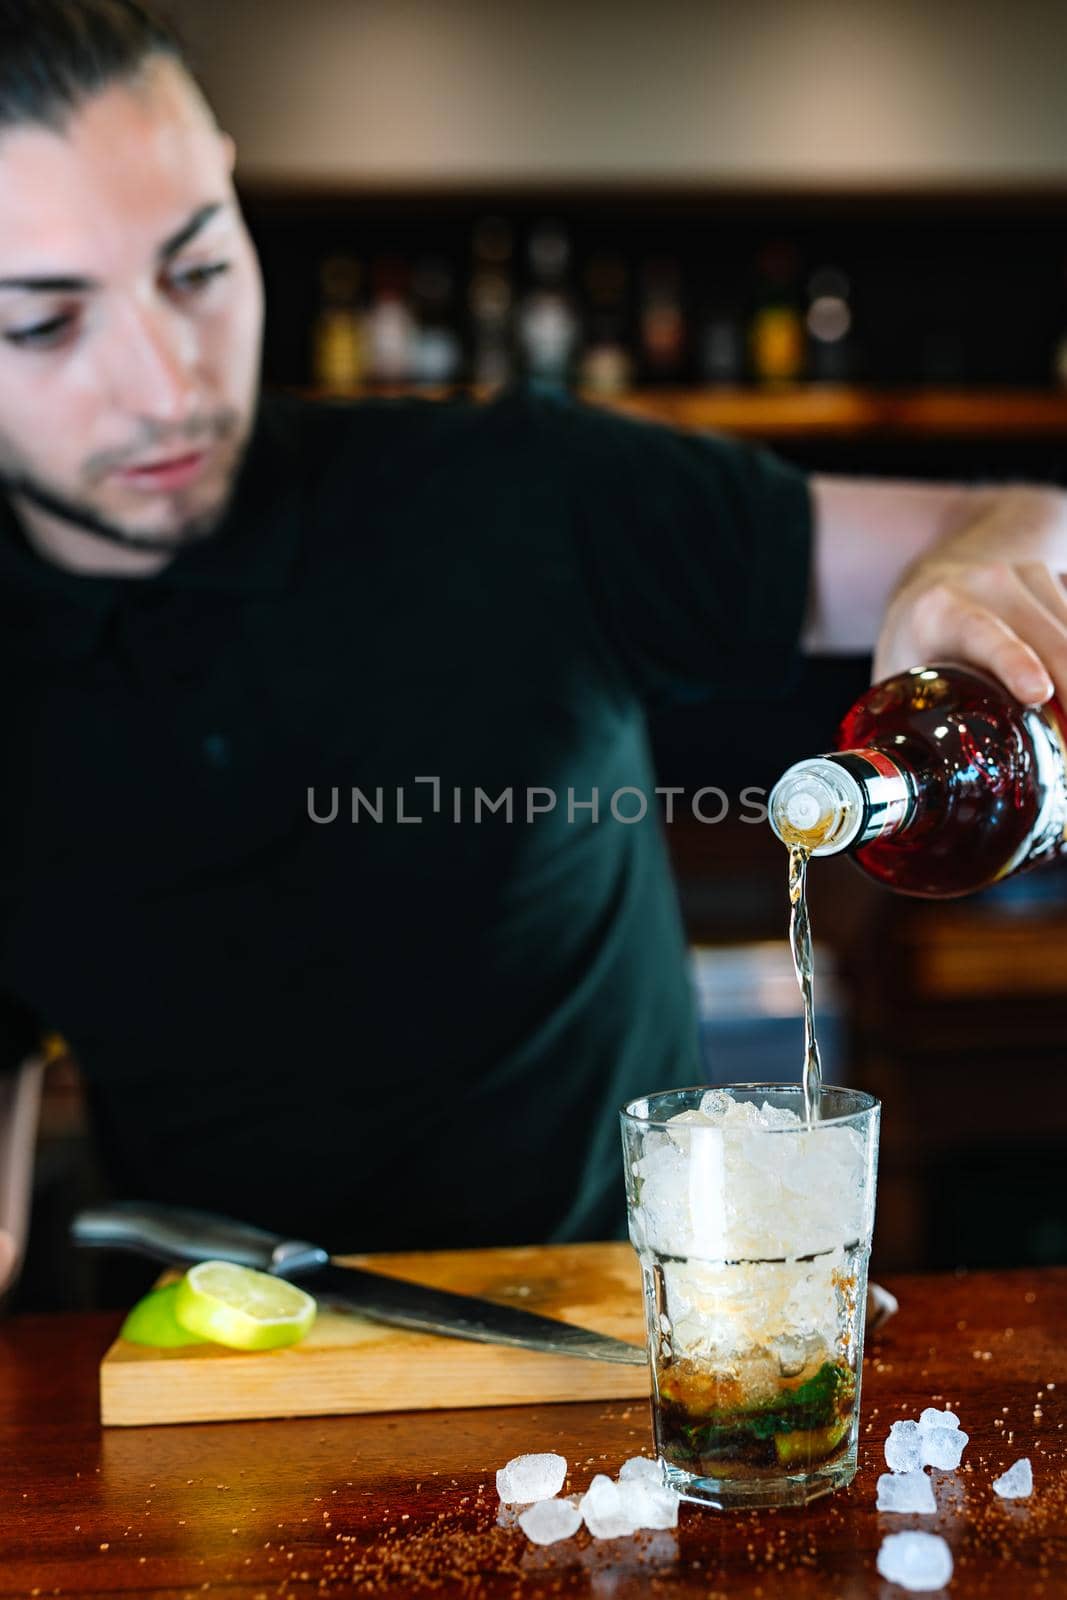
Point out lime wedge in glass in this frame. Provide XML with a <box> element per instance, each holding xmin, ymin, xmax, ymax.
<box><xmin>173</xmin><ymin>1260</ymin><xmax>318</xmax><ymax>1351</ymax></box>
<box><xmin>119</xmin><ymin>1282</ymin><xmax>210</xmax><ymax>1348</ymax></box>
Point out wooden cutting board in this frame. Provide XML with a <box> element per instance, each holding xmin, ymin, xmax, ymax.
<box><xmin>100</xmin><ymin>1240</ymin><xmax>650</xmax><ymax>1426</ymax></box>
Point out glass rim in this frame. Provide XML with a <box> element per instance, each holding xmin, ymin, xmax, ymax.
<box><xmin>619</xmin><ymin>1081</ymin><xmax>880</xmax><ymax>1132</ymax></box>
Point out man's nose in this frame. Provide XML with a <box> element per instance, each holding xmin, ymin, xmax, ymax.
<box><xmin>108</xmin><ymin>301</ymin><xmax>200</xmax><ymax>425</ymax></box>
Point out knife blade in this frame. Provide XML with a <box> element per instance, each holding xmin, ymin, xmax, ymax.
<box><xmin>71</xmin><ymin>1200</ymin><xmax>647</xmax><ymax>1367</ymax></box>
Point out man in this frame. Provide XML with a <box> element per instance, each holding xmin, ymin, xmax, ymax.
<box><xmin>1</xmin><ymin>1</ymin><xmax>1066</xmax><ymax>1295</ymax></box>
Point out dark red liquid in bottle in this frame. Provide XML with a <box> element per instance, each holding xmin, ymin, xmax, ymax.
<box><xmin>838</xmin><ymin>664</ymin><xmax>1067</xmax><ymax>898</ymax></box>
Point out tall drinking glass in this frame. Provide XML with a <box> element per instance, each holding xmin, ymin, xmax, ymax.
<box><xmin>620</xmin><ymin>1084</ymin><xmax>880</xmax><ymax>1509</ymax></box>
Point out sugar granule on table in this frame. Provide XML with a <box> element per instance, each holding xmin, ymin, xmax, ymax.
<box><xmin>992</xmin><ymin>1458</ymin><xmax>1033</xmax><ymax>1499</ymax></box>
<box><xmin>876</xmin><ymin>1530</ymin><xmax>954</xmax><ymax>1592</ymax></box>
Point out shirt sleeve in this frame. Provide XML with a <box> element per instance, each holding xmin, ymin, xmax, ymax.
<box><xmin>532</xmin><ymin>390</ymin><xmax>814</xmax><ymax>705</ymax></box>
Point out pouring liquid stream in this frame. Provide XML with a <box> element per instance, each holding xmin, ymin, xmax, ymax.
<box><xmin>788</xmin><ymin>844</ymin><xmax>822</xmax><ymax>1124</ymax></box>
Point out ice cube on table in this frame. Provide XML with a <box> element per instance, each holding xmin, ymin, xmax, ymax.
<box><xmin>876</xmin><ymin>1531</ymin><xmax>954</xmax><ymax>1591</ymax></box>
<box><xmin>617</xmin><ymin>1456</ymin><xmax>663</xmax><ymax>1486</ymax></box>
<box><xmin>919</xmin><ymin>1407</ymin><xmax>960</xmax><ymax>1432</ymax></box>
<box><xmin>876</xmin><ymin>1470</ymin><xmax>937</xmax><ymax>1514</ymax></box>
<box><xmin>992</xmin><ymin>1457</ymin><xmax>1033</xmax><ymax>1499</ymax></box>
<box><xmin>885</xmin><ymin>1419</ymin><xmax>923</xmax><ymax>1474</ymax></box>
<box><xmin>580</xmin><ymin>1473</ymin><xmax>637</xmax><ymax>1540</ymax></box>
<box><xmin>518</xmin><ymin>1497</ymin><xmax>583</xmax><ymax>1545</ymax></box>
<box><xmin>616</xmin><ymin>1476</ymin><xmax>680</xmax><ymax>1531</ymax></box>
<box><xmin>921</xmin><ymin>1426</ymin><xmax>969</xmax><ymax>1471</ymax></box>
<box><xmin>496</xmin><ymin>1452</ymin><xmax>567</xmax><ymax>1504</ymax></box>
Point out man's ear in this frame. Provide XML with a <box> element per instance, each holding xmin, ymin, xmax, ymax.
<box><xmin>219</xmin><ymin>131</ymin><xmax>236</xmax><ymax>174</ymax></box>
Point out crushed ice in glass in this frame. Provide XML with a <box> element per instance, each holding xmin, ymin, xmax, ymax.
<box><xmin>496</xmin><ymin>1452</ymin><xmax>567</xmax><ymax>1504</ymax></box>
<box><xmin>884</xmin><ymin>1419</ymin><xmax>923</xmax><ymax>1474</ymax></box>
<box><xmin>876</xmin><ymin>1530</ymin><xmax>954</xmax><ymax>1592</ymax></box>
<box><xmin>992</xmin><ymin>1457</ymin><xmax>1033</xmax><ymax>1499</ymax></box>
<box><xmin>876</xmin><ymin>1470</ymin><xmax>937</xmax><ymax>1514</ymax></box>
<box><xmin>518</xmin><ymin>1497</ymin><xmax>583</xmax><ymax>1545</ymax></box>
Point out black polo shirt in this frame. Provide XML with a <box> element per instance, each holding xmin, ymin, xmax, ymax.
<box><xmin>0</xmin><ymin>388</ymin><xmax>810</xmax><ymax>1253</ymax></box>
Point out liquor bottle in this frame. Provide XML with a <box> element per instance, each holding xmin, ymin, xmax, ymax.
<box><xmin>469</xmin><ymin>215</ymin><xmax>515</xmax><ymax>389</ymax></box>
<box><xmin>366</xmin><ymin>257</ymin><xmax>417</xmax><ymax>384</ymax></box>
<box><xmin>805</xmin><ymin>265</ymin><xmax>853</xmax><ymax>383</ymax></box>
<box><xmin>748</xmin><ymin>241</ymin><xmax>805</xmax><ymax>385</ymax></box>
<box><xmin>639</xmin><ymin>258</ymin><xmax>686</xmax><ymax>382</ymax></box>
<box><xmin>699</xmin><ymin>302</ymin><xmax>745</xmax><ymax>385</ymax></box>
<box><xmin>578</xmin><ymin>253</ymin><xmax>632</xmax><ymax>396</ymax></box>
<box><xmin>310</xmin><ymin>255</ymin><xmax>366</xmax><ymax>393</ymax></box>
<box><xmin>516</xmin><ymin>220</ymin><xmax>579</xmax><ymax>391</ymax></box>
<box><xmin>768</xmin><ymin>664</ymin><xmax>1067</xmax><ymax>898</ymax></box>
<box><xmin>410</xmin><ymin>256</ymin><xmax>462</xmax><ymax>388</ymax></box>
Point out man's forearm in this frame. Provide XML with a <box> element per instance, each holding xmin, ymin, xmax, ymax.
<box><xmin>0</xmin><ymin>1056</ymin><xmax>44</xmax><ymax>1303</ymax></box>
<box><xmin>803</xmin><ymin>476</ymin><xmax>1067</xmax><ymax>656</ymax></box>
<box><xmin>803</xmin><ymin>474</ymin><xmax>1067</xmax><ymax>708</ymax></box>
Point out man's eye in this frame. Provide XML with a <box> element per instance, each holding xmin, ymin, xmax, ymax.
<box><xmin>3</xmin><ymin>314</ymin><xmax>74</xmax><ymax>349</ymax></box>
<box><xmin>170</xmin><ymin>261</ymin><xmax>232</xmax><ymax>294</ymax></box>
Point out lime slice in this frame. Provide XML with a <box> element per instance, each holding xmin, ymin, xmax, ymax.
<box><xmin>120</xmin><ymin>1282</ymin><xmax>210</xmax><ymax>1348</ymax></box>
<box><xmin>173</xmin><ymin>1260</ymin><xmax>317</xmax><ymax>1351</ymax></box>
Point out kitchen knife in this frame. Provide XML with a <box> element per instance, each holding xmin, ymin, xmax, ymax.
<box><xmin>71</xmin><ymin>1200</ymin><xmax>647</xmax><ymax>1366</ymax></box>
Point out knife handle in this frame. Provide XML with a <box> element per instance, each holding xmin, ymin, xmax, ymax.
<box><xmin>69</xmin><ymin>1199</ymin><xmax>326</xmax><ymax>1272</ymax></box>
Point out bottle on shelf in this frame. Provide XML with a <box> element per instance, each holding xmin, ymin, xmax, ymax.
<box><xmin>639</xmin><ymin>257</ymin><xmax>686</xmax><ymax>383</ymax></box>
<box><xmin>698</xmin><ymin>295</ymin><xmax>745</xmax><ymax>386</ymax></box>
<box><xmin>578</xmin><ymin>252</ymin><xmax>632</xmax><ymax>396</ymax></box>
<box><xmin>469</xmin><ymin>215</ymin><xmax>516</xmax><ymax>389</ymax></box>
<box><xmin>1051</xmin><ymin>252</ymin><xmax>1067</xmax><ymax>389</ymax></box>
<box><xmin>366</xmin><ymin>257</ymin><xmax>417</xmax><ymax>384</ymax></box>
<box><xmin>516</xmin><ymin>219</ymin><xmax>580</xmax><ymax>391</ymax></box>
<box><xmin>310</xmin><ymin>254</ymin><xmax>366</xmax><ymax>393</ymax></box>
<box><xmin>748</xmin><ymin>241</ymin><xmax>805</xmax><ymax>385</ymax></box>
<box><xmin>410</xmin><ymin>256</ymin><xmax>463</xmax><ymax>388</ymax></box>
<box><xmin>805</xmin><ymin>264</ymin><xmax>854</xmax><ymax>383</ymax></box>
<box><xmin>768</xmin><ymin>664</ymin><xmax>1067</xmax><ymax>898</ymax></box>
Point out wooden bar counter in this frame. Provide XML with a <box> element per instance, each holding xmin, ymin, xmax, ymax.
<box><xmin>1</xmin><ymin>1266</ymin><xmax>1065</xmax><ymax>1598</ymax></box>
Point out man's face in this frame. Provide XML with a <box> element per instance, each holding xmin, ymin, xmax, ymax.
<box><xmin>0</xmin><ymin>56</ymin><xmax>263</xmax><ymax>559</ymax></box>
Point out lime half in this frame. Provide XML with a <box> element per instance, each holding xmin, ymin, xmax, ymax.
<box><xmin>120</xmin><ymin>1282</ymin><xmax>210</xmax><ymax>1348</ymax></box>
<box><xmin>173</xmin><ymin>1261</ymin><xmax>318</xmax><ymax>1351</ymax></box>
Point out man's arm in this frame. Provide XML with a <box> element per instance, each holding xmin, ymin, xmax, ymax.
<box><xmin>0</xmin><ymin>1055</ymin><xmax>44</xmax><ymax>1304</ymax></box>
<box><xmin>804</xmin><ymin>476</ymin><xmax>1067</xmax><ymax>707</ymax></box>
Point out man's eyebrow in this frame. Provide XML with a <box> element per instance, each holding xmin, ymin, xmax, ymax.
<box><xmin>0</xmin><ymin>201</ymin><xmax>229</xmax><ymax>293</ymax></box>
<box><xmin>158</xmin><ymin>200</ymin><xmax>227</xmax><ymax>263</ymax></box>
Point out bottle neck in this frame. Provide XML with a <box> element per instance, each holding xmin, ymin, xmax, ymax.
<box><xmin>769</xmin><ymin>748</ymin><xmax>915</xmax><ymax>856</ymax></box>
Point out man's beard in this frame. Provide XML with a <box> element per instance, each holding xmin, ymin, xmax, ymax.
<box><xmin>0</xmin><ymin>466</ymin><xmax>223</xmax><ymax>553</ymax></box>
<box><xmin>0</xmin><ymin>408</ymin><xmax>253</xmax><ymax>555</ymax></box>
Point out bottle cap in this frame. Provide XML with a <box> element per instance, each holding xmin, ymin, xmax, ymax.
<box><xmin>768</xmin><ymin>759</ymin><xmax>865</xmax><ymax>854</ymax></box>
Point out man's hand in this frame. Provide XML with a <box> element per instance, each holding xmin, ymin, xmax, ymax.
<box><xmin>873</xmin><ymin>490</ymin><xmax>1067</xmax><ymax>707</ymax></box>
<box><xmin>809</xmin><ymin>478</ymin><xmax>1067</xmax><ymax>707</ymax></box>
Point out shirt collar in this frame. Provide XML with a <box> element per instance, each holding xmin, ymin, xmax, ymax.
<box><xmin>0</xmin><ymin>392</ymin><xmax>302</xmax><ymax>658</ymax></box>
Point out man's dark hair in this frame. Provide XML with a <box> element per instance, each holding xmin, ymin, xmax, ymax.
<box><xmin>0</xmin><ymin>0</ymin><xmax>186</xmax><ymax>134</ymax></box>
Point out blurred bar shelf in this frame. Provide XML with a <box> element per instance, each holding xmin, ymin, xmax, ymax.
<box><xmin>298</xmin><ymin>385</ymin><xmax>1067</xmax><ymax>441</ymax></box>
<box><xmin>596</xmin><ymin>386</ymin><xmax>1067</xmax><ymax>439</ymax></box>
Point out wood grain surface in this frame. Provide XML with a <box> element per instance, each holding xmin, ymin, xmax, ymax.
<box><xmin>2</xmin><ymin>1266</ymin><xmax>1065</xmax><ymax>1598</ymax></box>
<box><xmin>100</xmin><ymin>1243</ymin><xmax>648</xmax><ymax>1426</ymax></box>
